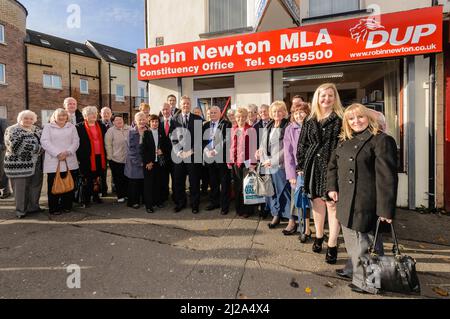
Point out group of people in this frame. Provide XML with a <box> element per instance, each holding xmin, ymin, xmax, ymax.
<box><xmin>1</xmin><ymin>83</ymin><xmax>398</xmax><ymax>294</ymax></box>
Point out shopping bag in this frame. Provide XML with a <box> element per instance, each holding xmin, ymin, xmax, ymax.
<box><xmin>243</xmin><ymin>171</ymin><xmax>266</xmax><ymax>205</ymax></box>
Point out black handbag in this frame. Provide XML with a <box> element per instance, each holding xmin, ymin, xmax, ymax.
<box><xmin>74</xmin><ymin>175</ymin><xmax>87</xmax><ymax>203</ymax></box>
<box><xmin>359</xmin><ymin>218</ymin><xmax>421</xmax><ymax>294</ymax></box>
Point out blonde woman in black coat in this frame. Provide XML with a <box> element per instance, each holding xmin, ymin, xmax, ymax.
<box><xmin>296</xmin><ymin>83</ymin><xmax>343</xmax><ymax>264</ymax></box>
<box><xmin>327</xmin><ymin>103</ymin><xmax>398</xmax><ymax>294</ymax></box>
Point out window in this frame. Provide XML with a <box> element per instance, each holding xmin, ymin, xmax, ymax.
<box><xmin>283</xmin><ymin>59</ymin><xmax>402</xmax><ymax>169</ymax></box>
<box><xmin>43</xmin><ymin>74</ymin><xmax>62</xmax><ymax>89</ymax></box>
<box><xmin>80</xmin><ymin>79</ymin><xmax>89</xmax><ymax>94</ymax></box>
<box><xmin>116</xmin><ymin>85</ymin><xmax>125</xmax><ymax>102</ymax></box>
<box><xmin>75</xmin><ymin>48</ymin><xmax>85</xmax><ymax>54</ymax></box>
<box><xmin>0</xmin><ymin>106</ymin><xmax>7</xmax><ymax>119</ymax></box>
<box><xmin>40</xmin><ymin>39</ymin><xmax>51</xmax><ymax>46</ymax></box>
<box><xmin>309</xmin><ymin>0</ymin><xmax>359</xmax><ymax>17</ymax></box>
<box><xmin>108</xmin><ymin>54</ymin><xmax>117</xmax><ymax>61</ymax></box>
<box><xmin>0</xmin><ymin>64</ymin><xmax>5</xmax><ymax>84</ymax></box>
<box><xmin>194</xmin><ymin>75</ymin><xmax>234</xmax><ymax>91</ymax></box>
<box><xmin>209</xmin><ymin>0</ymin><xmax>247</xmax><ymax>32</ymax></box>
<box><xmin>0</xmin><ymin>24</ymin><xmax>5</xmax><ymax>44</ymax></box>
<box><xmin>41</xmin><ymin>110</ymin><xmax>54</xmax><ymax>125</ymax></box>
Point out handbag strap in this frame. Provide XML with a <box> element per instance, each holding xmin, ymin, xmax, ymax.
<box><xmin>55</xmin><ymin>160</ymin><xmax>61</xmax><ymax>175</ymax></box>
<box><xmin>371</xmin><ymin>218</ymin><xmax>401</xmax><ymax>256</ymax></box>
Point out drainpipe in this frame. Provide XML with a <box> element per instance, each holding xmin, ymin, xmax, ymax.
<box><xmin>98</xmin><ymin>60</ymin><xmax>102</xmax><ymax>107</ymax></box>
<box><xmin>129</xmin><ymin>66</ymin><xmax>132</xmax><ymax>123</ymax></box>
<box><xmin>24</xmin><ymin>45</ymin><xmax>29</xmax><ymax>110</ymax></box>
<box><xmin>68</xmin><ymin>52</ymin><xmax>72</xmax><ymax>96</ymax></box>
<box><xmin>109</xmin><ymin>63</ymin><xmax>112</xmax><ymax>108</ymax></box>
<box><xmin>428</xmin><ymin>55</ymin><xmax>436</xmax><ymax>209</ymax></box>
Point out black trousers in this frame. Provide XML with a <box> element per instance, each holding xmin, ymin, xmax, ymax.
<box><xmin>232</xmin><ymin>165</ymin><xmax>256</xmax><ymax>215</ymax></box>
<box><xmin>101</xmin><ymin>163</ymin><xmax>108</xmax><ymax>195</ymax></box>
<box><xmin>127</xmin><ymin>178</ymin><xmax>144</xmax><ymax>207</ymax></box>
<box><xmin>207</xmin><ymin>162</ymin><xmax>231</xmax><ymax>212</ymax></box>
<box><xmin>109</xmin><ymin>161</ymin><xmax>128</xmax><ymax>199</ymax></box>
<box><xmin>82</xmin><ymin>155</ymin><xmax>104</xmax><ymax>204</ymax></box>
<box><xmin>173</xmin><ymin>162</ymin><xmax>200</xmax><ymax>209</ymax></box>
<box><xmin>200</xmin><ymin>165</ymin><xmax>209</xmax><ymax>193</ymax></box>
<box><xmin>160</xmin><ymin>163</ymin><xmax>173</xmax><ymax>203</ymax></box>
<box><xmin>143</xmin><ymin>164</ymin><xmax>163</xmax><ymax>209</ymax></box>
<box><xmin>47</xmin><ymin>170</ymin><xmax>78</xmax><ymax>213</ymax></box>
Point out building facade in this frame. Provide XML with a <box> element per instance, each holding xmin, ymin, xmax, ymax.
<box><xmin>86</xmin><ymin>41</ymin><xmax>148</xmax><ymax>123</ymax></box>
<box><xmin>0</xmin><ymin>0</ymin><xmax>27</xmax><ymax>123</ymax></box>
<box><xmin>26</xmin><ymin>30</ymin><xmax>101</xmax><ymax>124</ymax></box>
<box><xmin>143</xmin><ymin>0</ymin><xmax>447</xmax><ymax>210</ymax></box>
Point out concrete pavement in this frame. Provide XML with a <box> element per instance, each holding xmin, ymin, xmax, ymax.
<box><xmin>0</xmin><ymin>194</ymin><xmax>449</xmax><ymax>299</ymax></box>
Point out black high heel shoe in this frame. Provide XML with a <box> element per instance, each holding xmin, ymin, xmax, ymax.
<box><xmin>299</xmin><ymin>233</ymin><xmax>312</xmax><ymax>243</ymax></box>
<box><xmin>325</xmin><ymin>246</ymin><xmax>338</xmax><ymax>264</ymax></box>
<box><xmin>312</xmin><ymin>237</ymin><xmax>324</xmax><ymax>253</ymax></box>
<box><xmin>268</xmin><ymin>217</ymin><xmax>280</xmax><ymax>229</ymax></box>
<box><xmin>282</xmin><ymin>224</ymin><xmax>298</xmax><ymax>236</ymax></box>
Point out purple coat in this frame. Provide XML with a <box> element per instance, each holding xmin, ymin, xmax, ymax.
<box><xmin>283</xmin><ymin>122</ymin><xmax>302</xmax><ymax>181</ymax></box>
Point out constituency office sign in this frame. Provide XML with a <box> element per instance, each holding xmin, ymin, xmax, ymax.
<box><xmin>138</xmin><ymin>6</ymin><xmax>442</xmax><ymax>80</ymax></box>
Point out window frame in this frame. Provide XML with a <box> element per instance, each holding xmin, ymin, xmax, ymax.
<box><xmin>308</xmin><ymin>0</ymin><xmax>360</xmax><ymax>18</ymax></box>
<box><xmin>116</xmin><ymin>84</ymin><xmax>125</xmax><ymax>102</ymax></box>
<box><xmin>80</xmin><ymin>79</ymin><xmax>89</xmax><ymax>94</ymax></box>
<box><xmin>43</xmin><ymin>74</ymin><xmax>63</xmax><ymax>90</ymax></box>
<box><xmin>208</xmin><ymin>0</ymin><xmax>248</xmax><ymax>33</ymax></box>
<box><xmin>0</xmin><ymin>64</ymin><xmax>5</xmax><ymax>84</ymax></box>
<box><xmin>0</xmin><ymin>24</ymin><xmax>5</xmax><ymax>44</ymax></box>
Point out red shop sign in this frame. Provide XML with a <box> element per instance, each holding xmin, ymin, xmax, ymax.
<box><xmin>138</xmin><ymin>6</ymin><xmax>442</xmax><ymax>81</ymax></box>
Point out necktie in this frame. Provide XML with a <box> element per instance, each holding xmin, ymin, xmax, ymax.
<box><xmin>184</xmin><ymin>115</ymin><xmax>188</xmax><ymax>128</ymax></box>
<box><xmin>209</xmin><ymin>122</ymin><xmax>215</xmax><ymax>149</ymax></box>
<box><xmin>165</xmin><ymin>120</ymin><xmax>169</xmax><ymax>136</ymax></box>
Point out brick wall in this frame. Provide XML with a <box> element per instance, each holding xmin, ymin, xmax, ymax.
<box><xmin>27</xmin><ymin>44</ymin><xmax>101</xmax><ymax>124</ymax></box>
<box><xmin>0</xmin><ymin>0</ymin><xmax>27</xmax><ymax>124</ymax></box>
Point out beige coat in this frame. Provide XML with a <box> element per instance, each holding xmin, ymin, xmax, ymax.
<box><xmin>104</xmin><ymin>125</ymin><xmax>130</xmax><ymax>164</ymax></box>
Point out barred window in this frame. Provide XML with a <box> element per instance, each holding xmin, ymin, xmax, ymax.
<box><xmin>0</xmin><ymin>24</ymin><xmax>5</xmax><ymax>43</ymax></box>
<box><xmin>309</xmin><ymin>0</ymin><xmax>359</xmax><ymax>17</ymax></box>
<box><xmin>209</xmin><ymin>0</ymin><xmax>247</xmax><ymax>32</ymax></box>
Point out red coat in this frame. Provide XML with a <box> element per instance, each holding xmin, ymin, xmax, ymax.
<box><xmin>228</xmin><ymin>124</ymin><xmax>257</xmax><ymax>167</ymax></box>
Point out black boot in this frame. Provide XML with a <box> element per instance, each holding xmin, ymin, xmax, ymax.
<box><xmin>325</xmin><ymin>246</ymin><xmax>338</xmax><ymax>264</ymax></box>
<box><xmin>312</xmin><ymin>237</ymin><xmax>324</xmax><ymax>253</ymax></box>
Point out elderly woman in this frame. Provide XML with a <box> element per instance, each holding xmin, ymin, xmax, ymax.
<box><xmin>125</xmin><ymin>112</ymin><xmax>148</xmax><ymax>209</ymax></box>
<box><xmin>245</xmin><ymin>104</ymin><xmax>259</xmax><ymax>127</ymax></box>
<box><xmin>226</xmin><ymin>109</ymin><xmax>237</xmax><ymax>127</ymax></box>
<box><xmin>228</xmin><ymin>107</ymin><xmax>257</xmax><ymax>218</ymax></box>
<box><xmin>283</xmin><ymin>101</ymin><xmax>311</xmax><ymax>240</ymax></box>
<box><xmin>76</xmin><ymin>106</ymin><xmax>108</xmax><ymax>208</ymax></box>
<box><xmin>256</xmin><ymin>101</ymin><xmax>291</xmax><ymax>229</ymax></box>
<box><xmin>4</xmin><ymin>111</ymin><xmax>44</xmax><ymax>218</ymax></box>
<box><xmin>327</xmin><ymin>103</ymin><xmax>398</xmax><ymax>293</ymax></box>
<box><xmin>142</xmin><ymin>114</ymin><xmax>170</xmax><ymax>213</ymax></box>
<box><xmin>41</xmin><ymin>109</ymin><xmax>80</xmax><ymax>215</ymax></box>
<box><xmin>105</xmin><ymin>115</ymin><xmax>130</xmax><ymax>203</ymax></box>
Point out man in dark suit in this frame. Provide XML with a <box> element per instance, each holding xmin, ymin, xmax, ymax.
<box><xmin>170</xmin><ymin>96</ymin><xmax>203</xmax><ymax>214</ymax></box>
<box><xmin>203</xmin><ymin>106</ymin><xmax>232</xmax><ymax>215</ymax></box>
<box><xmin>64</xmin><ymin>97</ymin><xmax>84</xmax><ymax>125</ymax></box>
<box><xmin>160</xmin><ymin>102</ymin><xmax>176</xmax><ymax>204</ymax></box>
